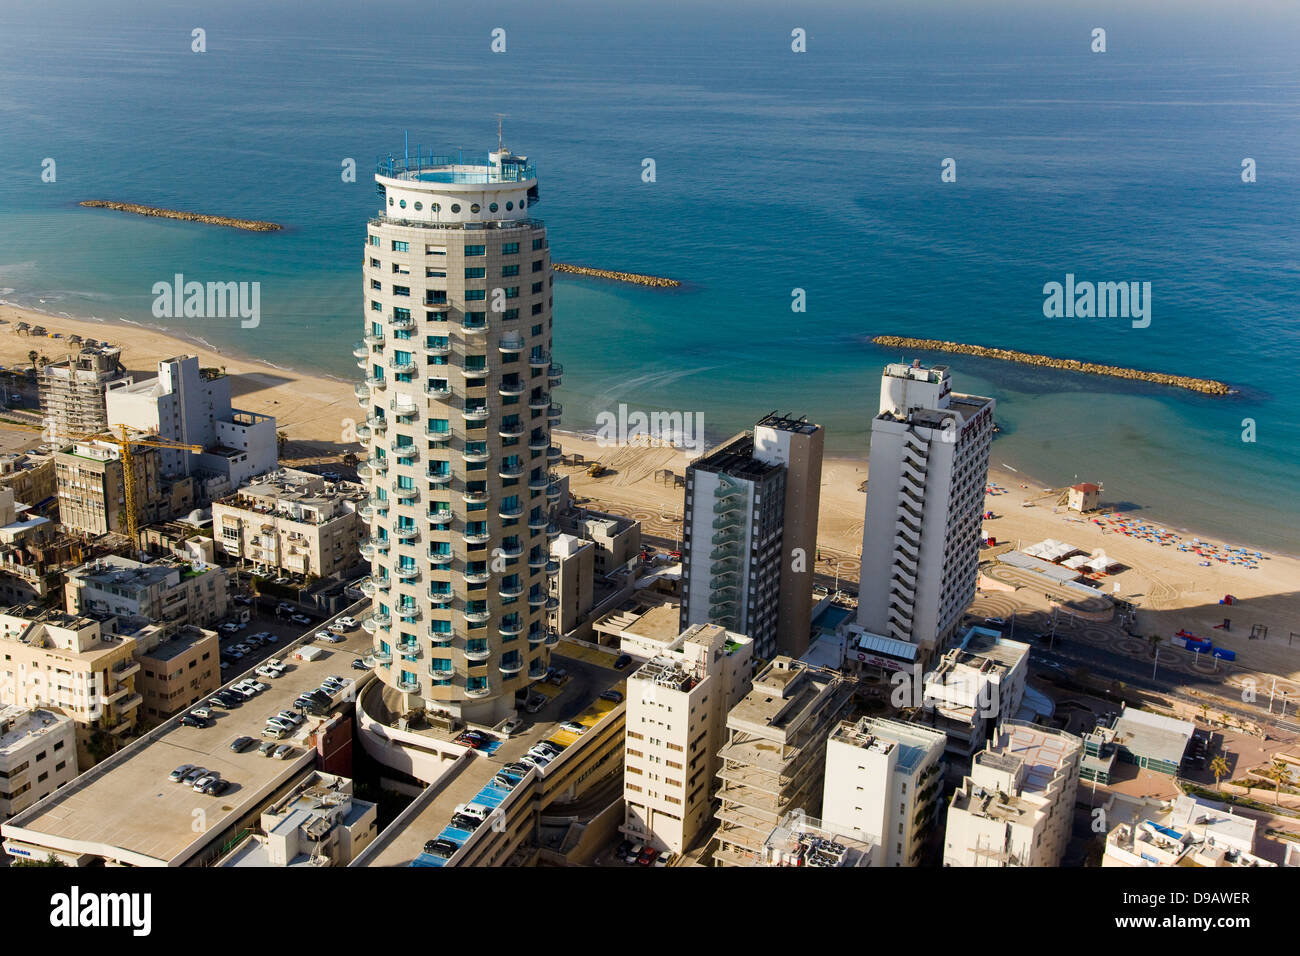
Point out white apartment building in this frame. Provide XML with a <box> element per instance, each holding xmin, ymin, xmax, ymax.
<box><xmin>622</xmin><ymin>623</ymin><xmax>753</xmax><ymax>854</ymax></box>
<box><xmin>219</xmin><ymin>773</ymin><xmax>378</xmax><ymax>867</ymax></box>
<box><xmin>944</xmin><ymin>720</ymin><xmax>1081</xmax><ymax>867</ymax></box>
<box><xmin>64</xmin><ymin>554</ymin><xmax>229</xmax><ymax>628</ymax></box>
<box><xmin>0</xmin><ymin>706</ymin><xmax>77</xmax><ymax>821</ymax></box>
<box><xmin>682</xmin><ymin>415</ymin><xmax>824</xmax><ymax>659</ymax></box>
<box><xmin>752</xmin><ymin>810</ymin><xmax>873</xmax><ymax>867</ymax></box>
<box><xmin>1103</xmin><ymin>793</ymin><xmax>1275</xmax><ymax>868</ymax></box>
<box><xmin>857</xmin><ymin>362</ymin><xmax>994</xmax><ymax>663</ymax></box>
<box><xmin>213</xmin><ymin>468</ymin><xmax>366</xmax><ymax>579</ymax></box>
<box><xmin>822</xmin><ymin>716</ymin><xmax>947</xmax><ymax>867</ymax></box>
<box><xmin>0</xmin><ymin>609</ymin><xmax>141</xmax><ymax>766</ymax></box>
<box><xmin>105</xmin><ymin>354</ymin><xmax>277</xmax><ymax>490</ymax></box>
<box><xmin>920</xmin><ymin>625</ymin><xmax>1029</xmax><ymax>759</ymax></box>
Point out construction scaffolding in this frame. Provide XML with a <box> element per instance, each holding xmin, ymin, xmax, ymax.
<box><xmin>39</xmin><ymin>347</ymin><xmax>132</xmax><ymax>442</ymax></box>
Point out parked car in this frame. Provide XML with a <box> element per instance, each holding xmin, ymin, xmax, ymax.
<box><xmin>328</xmin><ymin>621</ymin><xmax>348</xmax><ymax>634</ymax></box>
<box><xmin>276</xmin><ymin>710</ymin><xmax>304</xmax><ymax>726</ymax></box>
<box><xmin>653</xmin><ymin>853</ymin><xmax>670</xmax><ymax>867</ymax></box>
<box><xmin>290</xmin><ymin>614</ymin><xmax>312</xmax><ymax>626</ymax></box>
<box><xmin>180</xmin><ymin>714</ymin><xmax>209</xmax><ymax>728</ymax></box>
<box><xmin>169</xmin><ymin>764</ymin><xmax>197</xmax><ymax>783</ymax></box>
<box><xmin>500</xmin><ymin>717</ymin><xmax>523</xmax><ymax>736</ymax></box>
<box><xmin>273</xmin><ymin>744</ymin><xmax>295</xmax><ymax>760</ymax></box>
<box><xmin>613</xmin><ymin>654</ymin><xmax>632</xmax><ymax>670</ymax></box>
<box><xmin>600</xmin><ymin>690</ymin><xmax>624</xmax><ymax>704</ymax></box>
<box><xmin>559</xmin><ymin>721</ymin><xmax>586</xmax><ymax>735</ymax></box>
<box><xmin>265</xmin><ymin>716</ymin><xmax>295</xmax><ymax>733</ymax></box>
<box><xmin>181</xmin><ymin>767</ymin><xmax>208</xmax><ymax>785</ymax></box>
<box><xmin>316</xmin><ymin>632</ymin><xmax>344</xmax><ymax>644</ymax></box>
<box><xmin>233</xmin><ymin>595</ymin><xmax>252</xmax><ymax>606</ymax></box>
<box><xmin>259</xmin><ymin>740</ymin><xmax>278</xmax><ymax>757</ymax></box>
<box><xmin>492</xmin><ymin>773</ymin><xmax>519</xmax><ymax>790</ymax></box>
<box><xmin>524</xmin><ymin>694</ymin><xmax>547</xmax><ymax>714</ymax></box>
<box><xmin>985</xmin><ymin>617</ymin><xmax>1006</xmax><ymax>627</ymax></box>
<box><xmin>191</xmin><ymin>774</ymin><xmax>219</xmax><ymax>792</ymax></box>
<box><xmin>638</xmin><ymin>847</ymin><xmax>659</xmax><ymax>866</ymax></box>
<box><xmin>624</xmin><ymin>842</ymin><xmax>644</xmax><ymax>864</ymax></box>
<box><xmin>335</xmin><ymin>616</ymin><xmax>358</xmax><ymax>628</ymax></box>
<box><xmin>423</xmin><ymin>838</ymin><xmax>460</xmax><ymax>859</ymax></box>
<box><xmin>617</xmin><ymin>838</ymin><xmax>633</xmax><ymax>859</ymax></box>
<box><xmin>256</xmin><ymin>664</ymin><xmax>284</xmax><ymax>679</ymax></box>
<box><xmin>314</xmin><ymin>630</ymin><xmax>333</xmax><ymax>642</ymax></box>
<box><xmin>277</xmin><ymin>602</ymin><xmax>296</xmax><ymax>613</ymax></box>
<box><xmin>202</xmin><ymin>778</ymin><xmax>231</xmax><ymax>796</ymax></box>
<box><xmin>229</xmin><ymin>736</ymin><xmax>255</xmax><ymax>753</ymax></box>
<box><xmin>519</xmin><ymin>753</ymin><xmax>550</xmax><ymax>770</ymax></box>
<box><xmin>351</xmin><ymin>658</ymin><xmax>370</xmax><ymax>671</ymax></box>
<box><xmin>502</xmin><ymin>761</ymin><xmax>533</xmax><ymax>776</ymax></box>
<box><xmin>261</xmin><ymin>724</ymin><xmax>288</xmax><ymax>739</ymax></box>
<box><xmin>189</xmin><ymin>706</ymin><xmax>213</xmax><ymax>720</ymax></box>
<box><xmin>451</xmin><ymin>813</ymin><xmax>482</xmax><ymax>831</ymax></box>
<box><xmin>533</xmin><ymin>740</ymin><xmax>562</xmax><ymax>757</ymax></box>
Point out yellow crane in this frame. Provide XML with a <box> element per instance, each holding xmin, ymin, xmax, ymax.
<box><xmin>69</xmin><ymin>425</ymin><xmax>202</xmax><ymax>545</ymax></box>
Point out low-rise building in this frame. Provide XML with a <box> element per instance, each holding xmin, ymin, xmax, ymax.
<box><xmin>822</xmin><ymin>716</ymin><xmax>947</xmax><ymax>867</ymax></box>
<box><xmin>1067</xmin><ymin>482</ymin><xmax>1101</xmax><ymax>513</ymax></box>
<box><xmin>1092</xmin><ymin>705</ymin><xmax>1195</xmax><ymax>776</ymax></box>
<box><xmin>219</xmin><ymin>772</ymin><xmax>378</xmax><ymax>867</ymax></box>
<box><xmin>131</xmin><ymin>623</ymin><xmax>221</xmax><ymax>727</ymax></box>
<box><xmin>39</xmin><ymin>345</ymin><xmax>132</xmax><ymax>443</ymax></box>
<box><xmin>54</xmin><ymin>438</ymin><xmax>171</xmax><ymax>536</ymax></box>
<box><xmin>64</xmin><ymin>553</ymin><xmax>229</xmax><ymax>628</ymax></box>
<box><xmin>212</xmin><ymin>469</ymin><xmax>365</xmax><ymax>579</ymax></box>
<box><xmin>943</xmin><ymin>720</ymin><xmax>1081</xmax><ymax>867</ymax></box>
<box><xmin>751</xmin><ymin>810</ymin><xmax>873</xmax><ymax>867</ymax></box>
<box><xmin>621</xmin><ymin>623</ymin><xmax>753</xmax><ymax>855</ymax></box>
<box><xmin>548</xmin><ymin>533</ymin><xmax>594</xmax><ymax>637</ymax></box>
<box><xmin>1103</xmin><ymin>793</ymin><xmax>1274</xmax><ymax>868</ymax></box>
<box><xmin>713</xmin><ymin>657</ymin><xmax>855</xmax><ymax>865</ymax></box>
<box><xmin>557</xmin><ymin>506</ymin><xmax>641</xmax><ymax>578</ymax></box>
<box><xmin>0</xmin><ymin>453</ymin><xmax>56</xmax><ymax>507</ymax></box>
<box><xmin>0</xmin><ymin>608</ymin><xmax>141</xmax><ymax>766</ymax></box>
<box><xmin>0</xmin><ymin>706</ymin><xmax>77</xmax><ymax>821</ymax></box>
<box><xmin>920</xmin><ymin>626</ymin><xmax>1029</xmax><ymax>760</ymax></box>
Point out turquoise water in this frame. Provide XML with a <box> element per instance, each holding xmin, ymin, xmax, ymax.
<box><xmin>0</xmin><ymin>0</ymin><xmax>1297</xmax><ymax>552</ymax></box>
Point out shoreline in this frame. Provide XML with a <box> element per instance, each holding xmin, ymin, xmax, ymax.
<box><xmin>0</xmin><ymin>299</ymin><xmax>1290</xmax><ymax>562</ymax></box>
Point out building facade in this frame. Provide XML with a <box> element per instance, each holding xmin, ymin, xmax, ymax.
<box><xmin>621</xmin><ymin>623</ymin><xmax>753</xmax><ymax>854</ymax></box>
<box><xmin>857</xmin><ymin>362</ymin><xmax>995</xmax><ymax>662</ymax></box>
<box><xmin>822</xmin><ymin>716</ymin><xmax>947</xmax><ymax>867</ymax></box>
<box><xmin>212</xmin><ymin>469</ymin><xmax>365</xmax><ymax>579</ymax></box>
<box><xmin>54</xmin><ymin>439</ymin><xmax>169</xmax><ymax>537</ymax></box>
<box><xmin>131</xmin><ymin>624</ymin><xmax>221</xmax><ymax>727</ymax></box>
<box><xmin>64</xmin><ymin>554</ymin><xmax>229</xmax><ymax>628</ymax></box>
<box><xmin>0</xmin><ymin>706</ymin><xmax>77</xmax><ymax>821</ymax></box>
<box><xmin>357</xmin><ymin>144</ymin><xmax>559</xmax><ymax>724</ymax></box>
<box><xmin>39</xmin><ymin>346</ymin><xmax>132</xmax><ymax>443</ymax></box>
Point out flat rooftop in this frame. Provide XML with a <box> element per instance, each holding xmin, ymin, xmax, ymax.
<box><xmin>138</xmin><ymin>626</ymin><xmax>214</xmax><ymax>663</ymax></box>
<box><xmin>989</xmin><ymin>721</ymin><xmax>1081</xmax><ymax>794</ymax></box>
<box><xmin>1113</xmin><ymin>707</ymin><xmax>1195</xmax><ymax>764</ymax></box>
<box><xmin>689</xmin><ymin>433</ymin><xmax>781</xmax><ymax>483</ymax></box>
<box><xmin>2</xmin><ymin>618</ymin><xmax>372</xmax><ymax>866</ymax></box>
<box><xmin>0</xmin><ymin>707</ymin><xmax>70</xmax><ymax>754</ymax></box>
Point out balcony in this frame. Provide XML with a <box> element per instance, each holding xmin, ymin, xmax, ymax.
<box><xmin>528</xmin><ymin>394</ymin><xmax>551</xmax><ymax>410</ymax></box>
<box><xmin>425</xmin><ymin>342</ymin><xmax>451</xmax><ymax>357</ymax></box>
<box><xmin>365</xmin><ymin>374</ymin><xmax>387</xmax><ymax>391</ymax></box>
<box><xmin>499</xmin><ymin>336</ymin><xmax>525</xmax><ymax>353</ymax></box>
<box><xmin>498</xmin><ymin>542</ymin><xmax>523</xmax><ymax>558</ymax></box>
<box><xmin>428</xmin><ymin>509</ymin><xmax>453</xmax><ymax>526</ymax></box>
<box><xmin>463</xmin><ymin>406</ymin><xmax>489</xmax><ymax>422</ymax></box>
<box><xmin>359</xmin><ymin>577</ymin><xmax>378</xmax><ymax>597</ymax></box>
<box><xmin>546</xmin><ymin>523</ymin><xmax>561</xmax><ymax>539</ymax></box>
<box><xmin>545</xmin><ymin>630</ymin><xmax>559</xmax><ymax>646</ymax></box>
<box><xmin>394</xmin><ymin>488</ymin><xmax>419</xmax><ymax>506</ymax></box>
<box><xmin>498</xmin><ymin>381</ymin><xmax>526</xmax><ymax>397</ymax></box>
<box><xmin>429</xmin><ymin>591</ymin><xmax>453</xmax><ymax>606</ymax></box>
<box><xmin>389</xmin><ymin>359</ymin><xmax>416</xmax><ymax>377</ymax></box>
<box><xmin>528</xmin><ymin>513</ymin><xmax>549</xmax><ymax>531</ymax></box>
<box><xmin>529</xmin><ymin>350</ymin><xmax>551</xmax><ymax>369</ymax></box>
<box><xmin>499</xmin><ymin>657</ymin><xmax>524</xmax><ymax>676</ymax></box>
<box><xmin>545</xmin><ymin>559</ymin><xmax>560</xmax><ymax>575</ymax></box>
<box><xmin>426</xmin><ymin>383</ymin><xmax>453</xmax><ymax>399</ymax></box>
<box><xmin>428</xmin><ymin>551</ymin><xmax>454</xmax><ymax>566</ymax></box>
<box><xmin>356</xmin><ymin>424</ymin><xmax>373</xmax><ymax>443</ymax></box>
<box><xmin>498</xmin><ymin>501</ymin><xmax>524</xmax><ymax>519</ymax></box>
<box><xmin>352</xmin><ymin>343</ymin><xmax>370</xmax><ymax>359</ymax></box>
<box><xmin>364</xmin><ymin>330</ymin><xmax>385</xmax><ymax>345</ymax></box>
<box><xmin>528</xmin><ymin>630</ymin><xmax>546</xmax><ymax>646</ymax></box>
<box><xmin>428</xmin><ymin>470</ymin><xmax>452</xmax><ymax>486</ymax></box>
<box><xmin>528</xmin><ymin>591</ymin><xmax>546</xmax><ymax>608</ymax></box>
<box><xmin>546</xmin><ymin>482</ymin><xmax>562</xmax><ymax>501</ymax></box>
<box><xmin>397</xmin><ymin>679</ymin><xmax>421</xmax><ymax>693</ymax></box>
<box><xmin>359</xmin><ymin>502</ymin><xmax>377</xmax><ymax>520</ymax></box>
<box><xmin>547</xmin><ymin>362</ymin><xmax>563</xmax><ymax>385</ymax></box>
<box><xmin>464</xmin><ymin>642</ymin><xmax>491</xmax><ymax>660</ymax></box>
<box><xmin>529</xmin><ymin>662</ymin><xmax>547</xmax><ymax>678</ymax></box>
<box><xmin>428</xmin><ymin>662</ymin><xmax>454</xmax><ymax>679</ymax></box>
<box><xmin>463</xmin><ymin>489</ymin><xmax>491</xmax><ymax>505</ymax></box>
<box><xmin>368</xmin><ymin>415</ymin><xmax>388</xmax><ymax>433</ymax></box>
<box><xmin>528</xmin><ymin>473</ymin><xmax>550</xmax><ymax>491</ymax></box>
<box><xmin>462</xmin><ymin>365</ymin><xmax>489</xmax><ymax>380</ymax></box>
<box><xmin>396</xmin><ymin>564</ymin><xmax>421</xmax><ymax>579</ymax></box>
<box><xmin>547</xmin><ymin>403</ymin><xmax>562</xmax><ymax>422</ymax></box>
<box><xmin>499</xmin><ymin>422</ymin><xmax>526</xmax><ymax>439</ymax></box>
<box><xmin>463</xmin><ymin>447</ymin><xmax>491</xmax><ymax>463</ymax></box>
<box><xmin>368</xmin><ymin>649</ymin><xmax>392</xmax><ymax>665</ymax></box>
<box><xmin>354</xmin><ymin>383</ymin><xmax>371</xmax><ymax>403</ymax></box>
<box><xmin>544</xmin><ymin>596</ymin><xmax>559</xmax><ymax>612</ymax></box>
<box><xmin>391</xmin><ymin>314</ymin><xmax>416</xmax><ymax>331</ymax></box>
<box><xmin>546</xmin><ymin>445</ymin><xmax>562</xmax><ymax>463</ymax></box>
<box><xmin>499</xmin><ymin>581</ymin><xmax>524</xmax><ymax>598</ymax></box>
<box><xmin>465</xmin><ymin>684</ymin><xmax>492</xmax><ymax>698</ymax></box>
<box><xmin>500</xmin><ymin>619</ymin><xmax>525</xmax><ymax>637</ymax></box>
<box><xmin>528</xmin><ymin>551</ymin><xmax>548</xmax><ymax>568</ymax></box>
<box><xmin>462</xmin><ymin>319</ymin><xmax>489</xmax><ymax>334</ymax></box>
<box><xmin>365</xmin><ymin>456</ymin><xmax>390</xmax><ymax>474</ymax></box>
<box><xmin>528</xmin><ymin>434</ymin><xmax>550</xmax><ymax>452</ymax></box>
<box><xmin>463</xmin><ymin>529</ymin><xmax>491</xmax><ymax>546</ymax></box>
<box><xmin>397</xmin><ymin>641</ymin><xmax>422</xmax><ymax>659</ymax></box>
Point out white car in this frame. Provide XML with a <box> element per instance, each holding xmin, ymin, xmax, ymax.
<box><xmin>314</xmin><ymin>630</ymin><xmax>333</xmax><ymax>642</ymax></box>
<box><xmin>265</xmin><ymin>716</ymin><xmax>295</xmax><ymax>733</ymax></box>
<box><xmin>256</xmin><ymin>664</ymin><xmax>284</xmax><ymax>679</ymax></box>
<box><xmin>191</xmin><ymin>774</ymin><xmax>219</xmax><ymax>792</ymax></box>
<box><xmin>559</xmin><ymin>721</ymin><xmax>586</xmax><ymax>735</ymax></box>
<box><xmin>276</xmin><ymin>710</ymin><xmax>304</xmax><ymax>726</ymax></box>
<box><xmin>519</xmin><ymin>753</ymin><xmax>550</xmax><ymax>769</ymax></box>
<box><xmin>317</xmin><ymin>632</ymin><xmax>344</xmax><ymax>644</ymax></box>
<box><xmin>335</xmin><ymin>616</ymin><xmax>358</xmax><ymax>628</ymax></box>
<box><xmin>328</xmin><ymin>621</ymin><xmax>348</xmax><ymax>633</ymax></box>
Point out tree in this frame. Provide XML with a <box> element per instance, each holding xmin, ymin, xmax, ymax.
<box><xmin>277</xmin><ymin>431</ymin><xmax>288</xmax><ymax>456</ymax></box>
<box><xmin>12</xmin><ymin>853</ymin><xmax>67</xmax><ymax>867</ymax></box>
<box><xmin>342</xmin><ymin>452</ymin><xmax>359</xmax><ymax>469</ymax></box>
<box><xmin>1210</xmin><ymin>755</ymin><xmax>1230</xmax><ymax>791</ymax></box>
<box><xmin>27</xmin><ymin>349</ymin><xmax>37</xmax><ymax>368</ymax></box>
<box><xmin>1264</xmin><ymin>760</ymin><xmax>1291</xmax><ymax>806</ymax></box>
<box><xmin>1148</xmin><ymin>634</ymin><xmax>1163</xmax><ymax>658</ymax></box>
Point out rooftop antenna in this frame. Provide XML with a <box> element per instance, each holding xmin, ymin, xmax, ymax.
<box><xmin>496</xmin><ymin>113</ymin><xmax>508</xmax><ymax>154</ymax></box>
<box><xmin>404</xmin><ymin>130</ymin><xmax>409</xmax><ymax>165</ymax></box>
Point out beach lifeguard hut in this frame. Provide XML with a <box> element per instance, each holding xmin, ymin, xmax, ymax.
<box><xmin>1067</xmin><ymin>481</ymin><xmax>1101</xmax><ymax>514</ymax></box>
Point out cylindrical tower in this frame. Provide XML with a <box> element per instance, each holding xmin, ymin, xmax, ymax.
<box><xmin>356</xmin><ymin>145</ymin><xmax>561</xmax><ymax>724</ymax></box>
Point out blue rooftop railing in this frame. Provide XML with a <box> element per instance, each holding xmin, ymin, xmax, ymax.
<box><xmin>376</xmin><ymin>150</ymin><xmax>536</xmax><ymax>184</ymax></box>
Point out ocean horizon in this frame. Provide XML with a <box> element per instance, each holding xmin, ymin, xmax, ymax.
<box><xmin>1</xmin><ymin>0</ymin><xmax>1297</xmax><ymax>553</ymax></box>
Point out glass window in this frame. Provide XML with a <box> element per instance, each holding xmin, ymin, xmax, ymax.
<box><xmin>450</xmin><ymin>203</ymin><xmax>461</xmax><ymax>213</ymax></box>
<box><xmin>392</xmin><ymin>240</ymin><xmax>409</xmax><ymax>252</ymax></box>
<box><xmin>502</xmin><ymin>242</ymin><xmax>519</xmax><ymax>255</ymax></box>
<box><xmin>465</xmin><ymin>245</ymin><xmax>486</xmax><ymax>256</ymax></box>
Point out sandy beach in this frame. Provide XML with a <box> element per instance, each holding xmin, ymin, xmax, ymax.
<box><xmin>3</xmin><ymin>303</ymin><xmax>1298</xmax><ymax>685</ymax></box>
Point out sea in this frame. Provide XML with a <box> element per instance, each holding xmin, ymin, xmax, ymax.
<box><xmin>0</xmin><ymin>0</ymin><xmax>1297</xmax><ymax>553</ymax></box>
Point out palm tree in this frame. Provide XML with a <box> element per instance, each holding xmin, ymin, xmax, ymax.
<box><xmin>1210</xmin><ymin>755</ymin><xmax>1230</xmax><ymax>791</ymax></box>
<box><xmin>276</xmin><ymin>431</ymin><xmax>288</xmax><ymax>456</ymax></box>
<box><xmin>1264</xmin><ymin>760</ymin><xmax>1291</xmax><ymax>806</ymax></box>
<box><xmin>1148</xmin><ymin>634</ymin><xmax>1163</xmax><ymax>658</ymax></box>
<box><xmin>27</xmin><ymin>349</ymin><xmax>37</xmax><ymax>368</ymax></box>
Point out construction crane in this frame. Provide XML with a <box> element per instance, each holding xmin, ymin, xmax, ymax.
<box><xmin>67</xmin><ymin>424</ymin><xmax>202</xmax><ymax>545</ymax></box>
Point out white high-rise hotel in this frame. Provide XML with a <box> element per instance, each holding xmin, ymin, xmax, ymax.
<box><xmin>357</xmin><ymin>144</ymin><xmax>561</xmax><ymax>724</ymax></box>
<box><xmin>858</xmin><ymin>362</ymin><xmax>994</xmax><ymax>662</ymax></box>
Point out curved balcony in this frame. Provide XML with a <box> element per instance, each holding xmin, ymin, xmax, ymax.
<box><xmin>355</xmin><ymin>424</ymin><xmax>373</xmax><ymax>443</ymax></box>
<box><xmin>499</xmin><ymin>582</ymin><xmax>524</xmax><ymax>599</ymax></box>
<box><xmin>546</xmin><ymin>482</ymin><xmax>562</xmax><ymax>501</ymax></box>
<box><xmin>425</xmin><ymin>342</ymin><xmax>451</xmax><ymax>357</ymax></box>
<box><xmin>528</xmin><ymin>551</ymin><xmax>548</xmax><ymax>569</ymax></box>
<box><xmin>498</xmin><ymin>381</ymin><xmax>526</xmax><ymax>397</ymax></box>
<box><xmin>528</xmin><ymin>513</ymin><xmax>549</xmax><ymax>531</ymax></box>
<box><xmin>529</xmin><ymin>350</ymin><xmax>551</xmax><ymax>369</ymax></box>
<box><xmin>528</xmin><ymin>630</ymin><xmax>546</xmax><ymax>646</ymax></box>
<box><xmin>396</xmin><ymin>565</ymin><xmax>421</xmax><ymax>581</ymax></box>
<box><xmin>544</xmin><ymin>630</ymin><xmax>559</xmax><ymax>646</ymax></box>
<box><xmin>463</xmin><ymin>528</ymin><xmax>492</xmax><ymax>546</ymax></box>
<box><xmin>365</xmin><ymin>374</ymin><xmax>387</xmax><ymax>391</ymax></box>
<box><xmin>462</xmin><ymin>319</ymin><xmax>489</xmax><ymax>334</ymax></box>
<box><xmin>528</xmin><ymin>592</ymin><xmax>546</xmax><ymax>608</ymax></box>
<box><xmin>544</xmin><ymin>596</ymin><xmax>560</xmax><ymax>612</ymax></box>
<box><xmin>463</xmin><ymin>447</ymin><xmax>491</xmax><ymax>464</ymax></box>
<box><xmin>358</xmin><ymin>502</ymin><xmax>377</xmax><ymax>521</ymax></box>
<box><xmin>427</xmin><ymin>662</ymin><xmax>454</xmax><ymax>678</ymax></box>
<box><xmin>529</xmin><ymin>434</ymin><xmax>550</xmax><ymax>452</ymax></box>
<box><xmin>394</xmin><ymin>488</ymin><xmax>419</xmax><ymax>506</ymax></box>
<box><xmin>499</xmin><ymin>422</ymin><xmax>526</xmax><ymax>439</ymax></box>
<box><xmin>428</xmin><ymin>509</ymin><xmax>453</xmax><ymax>526</ymax></box>
<box><xmin>368</xmin><ymin>649</ymin><xmax>392</xmax><ymax>665</ymax></box>
<box><xmin>464</xmin><ymin>607</ymin><xmax>492</xmax><ymax>624</ymax></box>
<box><xmin>545</xmin><ymin>559</ymin><xmax>560</xmax><ymax>576</ymax></box>
<box><xmin>390</xmin><ymin>396</ymin><xmax>419</xmax><ymax>416</ymax></box>
<box><xmin>391</xmin><ymin>314</ymin><xmax>416</xmax><ymax>331</ymax></box>
<box><xmin>498</xmin><ymin>543</ymin><xmax>524</xmax><ymax>559</ymax></box>
<box><xmin>365</xmin><ymin>456</ymin><xmax>390</xmax><ymax>474</ymax></box>
<box><xmin>547</xmin><ymin>403</ymin><xmax>562</xmax><ymax>422</ymax></box>
<box><xmin>528</xmin><ymin>394</ymin><xmax>551</xmax><ymax>410</ymax></box>
<box><xmin>463</xmin><ymin>489</ymin><xmax>491</xmax><ymax>505</ymax></box>
<box><xmin>465</xmin><ymin>684</ymin><xmax>492</xmax><ymax>698</ymax></box>
<box><xmin>529</xmin><ymin>662</ymin><xmax>547</xmax><ymax>679</ymax></box>
<box><xmin>353</xmin><ymin>343</ymin><xmax>370</xmax><ymax>360</ymax></box>
<box><xmin>498</xmin><ymin>502</ymin><xmax>524</xmax><ymax>519</ymax></box>
<box><xmin>463</xmin><ymin>406</ymin><xmax>490</xmax><ymax>422</ymax></box>
<box><xmin>464</xmin><ymin>641</ymin><xmax>491</xmax><ymax>660</ymax></box>
<box><xmin>499</xmin><ymin>657</ymin><xmax>524</xmax><ymax>676</ymax></box>
<box><xmin>358</xmin><ymin>541</ymin><xmax>378</xmax><ymax>560</ymax></box>
<box><xmin>428</xmin><ymin>470</ymin><xmax>453</xmax><ymax>486</ymax></box>
<box><xmin>499</xmin><ymin>336</ymin><xmax>525</xmax><ymax>353</ymax></box>
<box><xmin>354</xmin><ymin>383</ymin><xmax>371</xmax><ymax>403</ymax></box>
<box><xmin>368</xmin><ymin>415</ymin><xmax>388</xmax><ymax>434</ymax></box>
<box><xmin>463</xmin><ymin>569</ymin><xmax>491</xmax><ymax>585</ymax></box>
<box><xmin>364</xmin><ymin>331</ymin><xmax>385</xmax><ymax>346</ymax></box>
<box><xmin>361</xmin><ymin>612</ymin><xmax>390</xmax><ymax>634</ymax></box>
<box><xmin>499</xmin><ymin>462</ymin><xmax>525</xmax><ymax>479</ymax></box>
<box><xmin>396</xmin><ymin>641</ymin><xmax>422</xmax><ymax>659</ymax></box>
<box><xmin>462</xmin><ymin>366</ymin><xmax>489</xmax><ymax>381</ymax></box>
<box><xmin>429</xmin><ymin>591</ymin><xmax>453</xmax><ymax>606</ymax></box>
<box><xmin>546</xmin><ymin>445</ymin><xmax>563</xmax><ymax>463</ymax></box>
<box><xmin>428</xmin><ymin>551</ymin><xmax>454</xmax><ymax>566</ymax></box>
<box><xmin>426</xmin><ymin>383</ymin><xmax>453</xmax><ymax>399</ymax></box>
<box><xmin>528</xmin><ymin>473</ymin><xmax>550</xmax><ymax>491</ymax></box>
<box><xmin>389</xmin><ymin>359</ymin><xmax>417</xmax><ymax>375</ymax></box>
<box><xmin>397</xmin><ymin>678</ymin><xmax>421</xmax><ymax>693</ymax></box>
<box><xmin>500</xmin><ymin>619</ymin><xmax>525</xmax><ymax>637</ymax></box>
<box><xmin>547</xmin><ymin>363</ymin><xmax>563</xmax><ymax>385</ymax></box>
<box><xmin>546</xmin><ymin>523</ymin><xmax>561</xmax><ymax>539</ymax></box>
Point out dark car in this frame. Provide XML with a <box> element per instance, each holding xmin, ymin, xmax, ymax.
<box><xmin>424</xmin><ymin>838</ymin><xmax>460</xmax><ymax>859</ymax></box>
<box><xmin>600</xmin><ymin>690</ymin><xmax>624</xmax><ymax>704</ymax></box>
<box><xmin>451</xmin><ymin>813</ymin><xmax>483</xmax><ymax>831</ymax></box>
<box><xmin>613</xmin><ymin>655</ymin><xmax>632</xmax><ymax>670</ymax></box>
<box><xmin>456</xmin><ymin>730</ymin><xmax>492</xmax><ymax>749</ymax></box>
<box><xmin>180</xmin><ymin>714</ymin><xmax>209</xmax><ymax>728</ymax></box>
<box><xmin>351</xmin><ymin>658</ymin><xmax>370</xmax><ymax>671</ymax></box>
<box><xmin>617</xmin><ymin>839</ymin><xmax>634</xmax><ymax>858</ymax></box>
<box><xmin>229</xmin><ymin>736</ymin><xmax>255</xmax><ymax>753</ymax></box>
<box><xmin>202</xmin><ymin>778</ymin><xmax>231</xmax><ymax>796</ymax></box>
